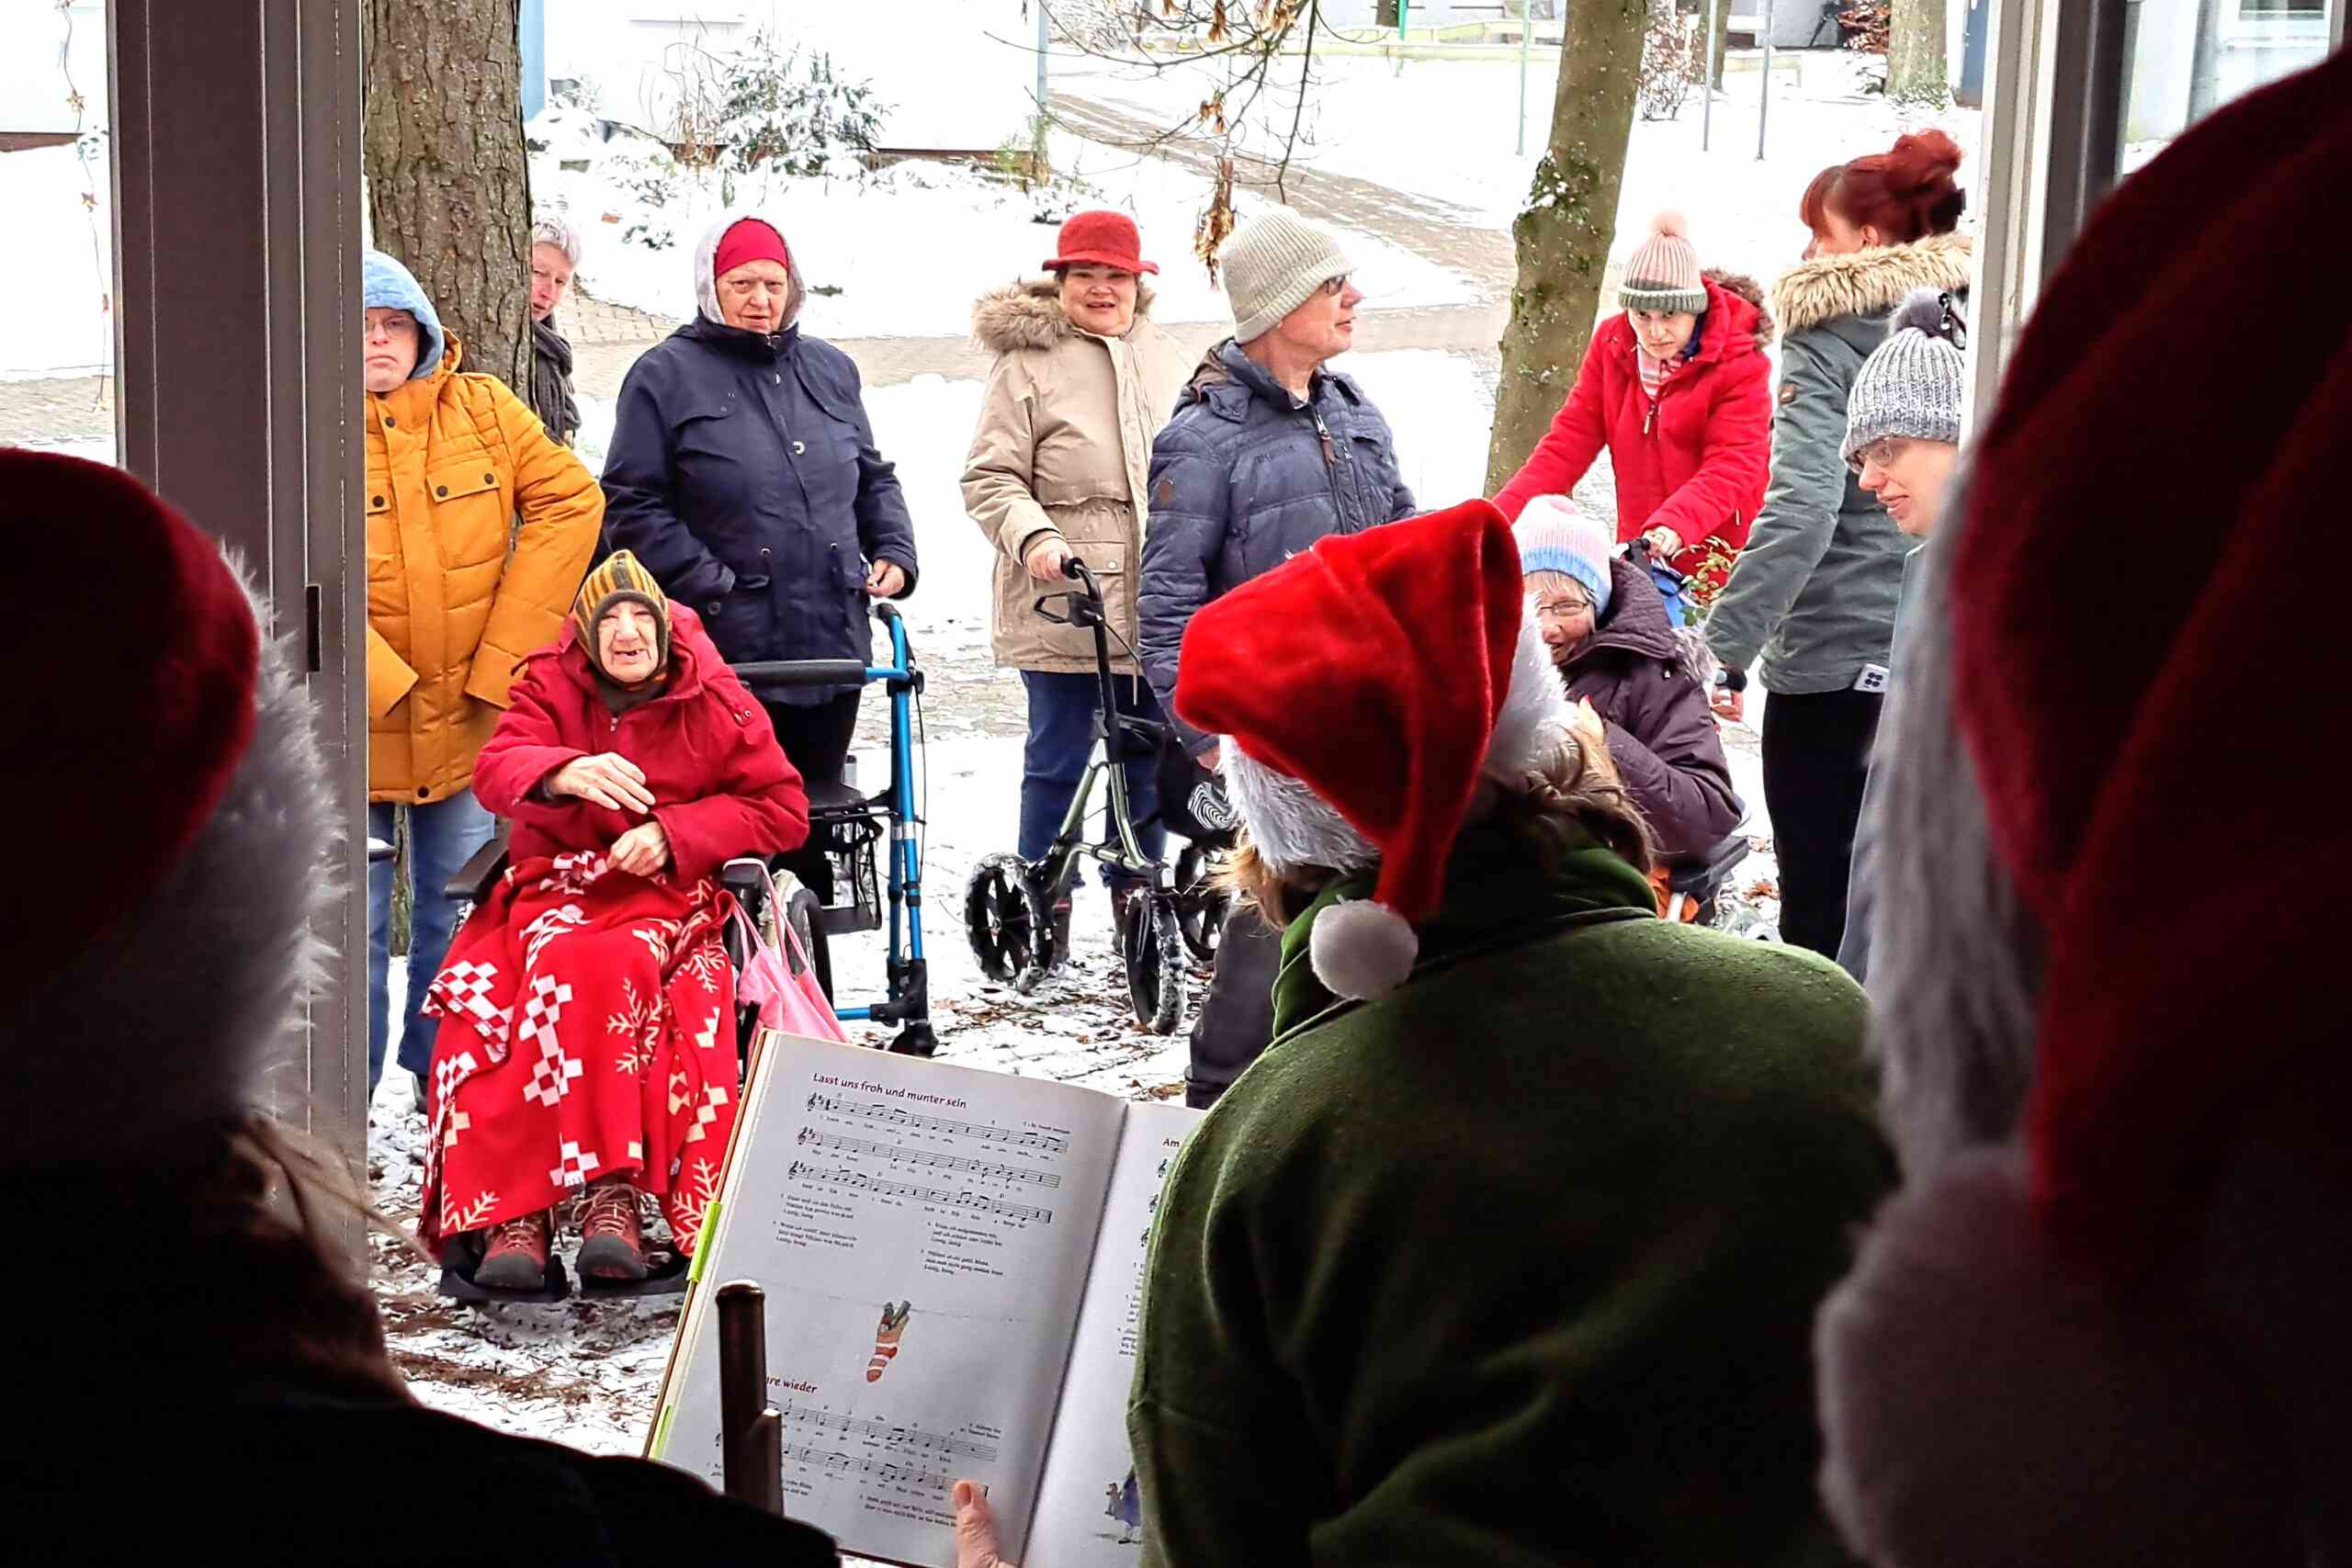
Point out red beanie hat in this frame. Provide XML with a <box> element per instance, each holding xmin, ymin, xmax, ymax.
<box><xmin>1175</xmin><ymin>500</ymin><xmax>1557</xmax><ymax>999</ymax></box>
<box><xmin>0</xmin><ymin>453</ymin><xmax>259</xmax><ymax>1008</ymax></box>
<box><xmin>1045</xmin><ymin>209</ymin><xmax>1157</xmax><ymax>275</ymax></box>
<box><xmin>1950</xmin><ymin>48</ymin><xmax>2352</xmax><ymax>1282</ymax></box>
<box><xmin>713</xmin><ymin>216</ymin><xmax>791</xmax><ymax>281</ymax></box>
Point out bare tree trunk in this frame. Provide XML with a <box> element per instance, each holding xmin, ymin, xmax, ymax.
<box><xmin>1711</xmin><ymin>0</ymin><xmax>1732</xmax><ymax>88</ymax></box>
<box><xmin>2187</xmin><ymin>0</ymin><xmax>2224</xmax><ymax>119</ymax></box>
<box><xmin>363</xmin><ymin>0</ymin><xmax>533</xmax><ymax>389</ymax></box>
<box><xmin>1485</xmin><ymin>0</ymin><xmax>1644</xmax><ymax>492</ymax></box>
<box><xmin>1887</xmin><ymin>0</ymin><xmax>1950</xmax><ymax>101</ymax></box>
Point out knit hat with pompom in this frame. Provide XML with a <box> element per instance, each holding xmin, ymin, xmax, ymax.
<box><xmin>1620</xmin><ymin>211</ymin><xmax>1708</xmax><ymax>316</ymax></box>
<box><xmin>1842</xmin><ymin>286</ymin><xmax>1969</xmax><ymax>466</ymax></box>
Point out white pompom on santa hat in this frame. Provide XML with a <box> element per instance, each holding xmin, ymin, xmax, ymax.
<box><xmin>1</xmin><ymin>451</ymin><xmax>335</xmax><ymax>1168</ymax></box>
<box><xmin>1172</xmin><ymin>498</ymin><xmax>1571</xmax><ymax>1001</ymax></box>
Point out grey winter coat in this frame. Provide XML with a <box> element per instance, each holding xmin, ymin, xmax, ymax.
<box><xmin>1706</xmin><ymin>232</ymin><xmax>1972</xmax><ymax>693</ymax></box>
<box><xmin>962</xmin><ymin>279</ymin><xmax>1194</xmax><ymax>675</ymax></box>
<box><xmin>1138</xmin><ymin>340</ymin><xmax>1416</xmax><ymax>750</ymax></box>
<box><xmin>1560</xmin><ymin>557</ymin><xmax>1744</xmax><ymax>860</ymax></box>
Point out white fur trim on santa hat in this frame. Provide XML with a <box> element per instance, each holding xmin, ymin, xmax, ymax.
<box><xmin>1483</xmin><ymin>614</ymin><xmax>1572</xmax><ymax>784</ymax></box>
<box><xmin>0</xmin><ymin>562</ymin><xmax>336</xmax><ymax>1166</ymax></box>
<box><xmin>1308</xmin><ymin>897</ymin><xmax>1419</xmax><ymax>1001</ymax></box>
<box><xmin>1816</xmin><ymin>1146</ymin><xmax>2287</xmax><ymax>1567</ymax></box>
<box><xmin>1221</xmin><ymin>744</ymin><xmax>1377</xmax><ymax>877</ymax></box>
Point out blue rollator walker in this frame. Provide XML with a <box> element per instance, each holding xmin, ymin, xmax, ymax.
<box><xmin>732</xmin><ymin>599</ymin><xmax>937</xmax><ymax>1060</ymax></box>
<box><xmin>965</xmin><ymin>558</ymin><xmax>1195</xmax><ymax>1033</ymax></box>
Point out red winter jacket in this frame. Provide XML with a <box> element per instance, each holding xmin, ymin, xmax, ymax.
<box><xmin>472</xmin><ymin>604</ymin><xmax>809</xmax><ymax>886</ymax></box>
<box><xmin>1493</xmin><ymin>273</ymin><xmax>1774</xmax><ymax>592</ymax></box>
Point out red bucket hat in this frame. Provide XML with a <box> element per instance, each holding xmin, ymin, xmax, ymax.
<box><xmin>1044</xmin><ymin>209</ymin><xmax>1157</xmax><ymax>276</ymax></box>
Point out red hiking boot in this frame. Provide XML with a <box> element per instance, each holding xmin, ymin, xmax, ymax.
<box><xmin>474</xmin><ymin>1209</ymin><xmax>551</xmax><ymax>1291</ymax></box>
<box><xmin>578</xmin><ymin>1178</ymin><xmax>649</xmax><ymax>1281</ymax></box>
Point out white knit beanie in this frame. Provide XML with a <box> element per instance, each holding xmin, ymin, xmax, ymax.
<box><xmin>1843</xmin><ymin>288</ymin><xmax>1969</xmax><ymax>465</ymax></box>
<box><xmin>1220</xmin><ymin>209</ymin><xmax>1354</xmax><ymax>344</ymax></box>
<box><xmin>1619</xmin><ymin>210</ymin><xmax>1708</xmax><ymax>316</ymax></box>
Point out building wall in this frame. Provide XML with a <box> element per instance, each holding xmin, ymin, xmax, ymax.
<box><xmin>541</xmin><ymin>0</ymin><xmax>1033</xmax><ymax>151</ymax></box>
<box><xmin>2125</xmin><ymin>0</ymin><xmax>2334</xmax><ymax>142</ymax></box>
<box><xmin>0</xmin><ymin>1</ymin><xmax>106</xmax><ymax>134</ymax></box>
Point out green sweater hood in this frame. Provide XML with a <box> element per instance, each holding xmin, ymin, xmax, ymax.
<box><xmin>1270</xmin><ymin>823</ymin><xmax>1658</xmax><ymax>1038</ymax></box>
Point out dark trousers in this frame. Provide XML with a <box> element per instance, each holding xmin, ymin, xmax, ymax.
<box><xmin>1760</xmin><ymin>687</ymin><xmax>1884</xmax><ymax>958</ymax></box>
<box><xmin>1186</xmin><ymin>905</ymin><xmax>1283</xmax><ymax>1109</ymax></box>
<box><xmin>763</xmin><ymin>692</ymin><xmax>861</xmax><ymax>902</ymax></box>
<box><xmin>1018</xmin><ymin>671</ymin><xmax>1165</xmax><ymax>894</ymax></box>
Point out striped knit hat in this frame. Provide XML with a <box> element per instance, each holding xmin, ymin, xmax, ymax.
<box><xmin>1843</xmin><ymin>288</ymin><xmax>1969</xmax><ymax>466</ymax></box>
<box><xmin>572</xmin><ymin>550</ymin><xmax>671</xmax><ymax>674</ymax></box>
<box><xmin>1619</xmin><ymin>210</ymin><xmax>1708</xmax><ymax>316</ymax></box>
<box><xmin>1511</xmin><ymin>494</ymin><xmax>1614</xmax><ymax>617</ymax></box>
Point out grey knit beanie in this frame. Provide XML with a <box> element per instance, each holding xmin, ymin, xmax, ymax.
<box><xmin>1220</xmin><ymin>209</ymin><xmax>1354</xmax><ymax>343</ymax></box>
<box><xmin>1843</xmin><ymin>287</ymin><xmax>1969</xmax><ymax>466</ymax></box>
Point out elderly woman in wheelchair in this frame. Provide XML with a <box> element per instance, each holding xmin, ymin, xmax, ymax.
<box><xmin>418</xmin><ymin>552</ymin><xmax>809</xmax><ymax>1292</ymax></box>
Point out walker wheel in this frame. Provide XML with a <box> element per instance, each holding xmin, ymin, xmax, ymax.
<box><xmin>966</xmin><ymin>853</ymin><xmax>1053</xmax><ymax>994</ymax></box>
<box><xmin>1123</xmin><ymin>896</ymin><xmax>1186</xmax><ymax>1035</ymax></box>
<box><xmin>1173</xmin><ymin>843</ymin><xmax>1231</xmax><ymax>964</ymax></box>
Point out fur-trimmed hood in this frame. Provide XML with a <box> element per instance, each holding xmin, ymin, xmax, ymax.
<box><xmin>1702</xmin><ymin>269</ymin><xmax>1775</xmax><ymax>352</ymax></box>
<box><xmin>1770</xmin><ymin>231</ymin><xmax>1973</xmax><ymax>338</ymax></box>
<box><xmin>970</xmin><ymin>276</ymin><xmax>1159</xmax><ymax>355</ymax></box>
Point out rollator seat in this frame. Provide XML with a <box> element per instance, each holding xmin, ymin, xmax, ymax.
<box><xmin>1664</xmin><ymin>832</ymin><xmax>1751</xmax><ymax>896</ymax></box>
<box><xmin>804</xmin><ymin>778</ymin><xmax>870</xmax><ymax>819</ymax></box>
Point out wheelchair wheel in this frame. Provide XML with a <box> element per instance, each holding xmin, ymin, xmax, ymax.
<box><xmin>967</xmin><ymin>852</ymin><xmax>1053</xmax><ymax>994</ymax></box>
<box><xmin>1122</xmin><ymin>896</ymin><xmax>1186</xmax><ymax>1035</ymax></box>
<box><xmin>780</xmin><ymin>879</ymin><xmax>833</xmax><ymax>1002</ymax></box>
<box><xmin>1173</xmin><ymin>843</ymin><xmax>1230</xmax><ymax>964</ymax></box>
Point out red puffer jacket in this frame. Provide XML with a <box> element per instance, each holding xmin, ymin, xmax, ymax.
<box><xmin>472</xmin><ymin>604</ymin><xmax>809</xmax><ymax>885</ymax></box>
<box><xmin>1493</xmin><ymin>272</ymin><xmax>1774</xmax><ymax>593</ymax></box>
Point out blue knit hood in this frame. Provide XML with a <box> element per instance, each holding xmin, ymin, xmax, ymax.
<box><xmin>361</xmin><ymin>249</ymin><xmax>447</xmax><ymax>380</ymax></box>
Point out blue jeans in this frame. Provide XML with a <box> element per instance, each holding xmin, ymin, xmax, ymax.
<box><xmin>1019</xmin><ymin>671</ymin><xmax>1164</xmax><ymax>893</ymax></box>
<box><xmin>368</xmin><ymin>789</ymin><xmax>498</xmax><ymax>1092</ymax></box>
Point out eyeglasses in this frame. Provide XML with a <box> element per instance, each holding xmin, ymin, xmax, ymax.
<box><xmin>1850</xmin><ymin>435</ymin><xmax>1912</xmax><ymax>474</ymax></box>
<box><xmin>1318</xmin><ymin>274</ymin><xmax>1352</xmax><ymax>297</ymax></box>
<box><xmin>1534</xmin><ymin>593</ymin><xmax>1593</xmax><ymax>622</ymax></box>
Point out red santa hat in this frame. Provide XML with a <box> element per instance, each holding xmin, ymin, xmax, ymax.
<box><xmin>1172</xmin><ymin>499</ymin><xmax>1570</xmax><ymax>1000</ymax></box>
<box><xmin>1</xmin><ymin>453</ymin><xmax>333</xmax><ymax>1166</ymax></box>
<box><xmin>1814</xmin><ymin>48</ymin><xmax>2352</xmax><ymax>1568</ymax></box>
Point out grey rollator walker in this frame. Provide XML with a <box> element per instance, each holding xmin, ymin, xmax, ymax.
<box><xmin>964</xmin><ymin>558</ymin><xmax>1200</xmax><ymax>1033</ymax></box>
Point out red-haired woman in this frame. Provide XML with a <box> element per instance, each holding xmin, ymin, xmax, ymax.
<box><xmin>1703</xmin><ymin>130</ymin><xmax>1973</xmax><ymax>959</ymax></box>
<box><xmin>1492</xmin><ymin>210</ymin><xmax>1773</xmax><ymax>604</ymax></box>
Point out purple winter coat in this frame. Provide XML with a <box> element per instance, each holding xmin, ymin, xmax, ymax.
<box><xmin>1558</xmin><ymin>557</ymin><xmax>1743</xmax><ymax>860</ymax></box>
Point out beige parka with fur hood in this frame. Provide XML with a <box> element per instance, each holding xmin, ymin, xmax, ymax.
<box><xmin>962</xmin><ymin>278</ymin><xmax>1193</xmax><ymax>674</ymax></box>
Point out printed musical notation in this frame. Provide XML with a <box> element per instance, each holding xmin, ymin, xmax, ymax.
<box><xmin>788</xmin><ymin>1160</ymin><xmax>1055</xmax><ymax>1224</ymax></box>
<box><xmin>804</xmin><ymin>1091</ymin><xmax>1070</xmax><ymax>1156</ymax></box>
<box><xmin>796</xmin><ymin>1127</ymin><xmax>1064</xmax><ymax>1189</ymax></box>
<box><xmin>784</xmin><ymin>1441</ymin><xmax>952</xmax><ymax>1495</ymax></box>
<box><xmin>778</xmin><ymin>1402</ymin><xmax>999</xmax><ymax>1461</ymax></box>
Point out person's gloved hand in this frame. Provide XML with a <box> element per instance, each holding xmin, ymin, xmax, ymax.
<box><xmin>952</xmin><ymin>1480</ymin><xmax>1015</xmax><ymax>1568</ymax></box>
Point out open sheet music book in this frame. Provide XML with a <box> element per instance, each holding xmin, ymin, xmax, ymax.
<box><xmin>647</xmin><ymin>1032</ymin><xmax>1204</xmax><ymax>1568</ymax></box>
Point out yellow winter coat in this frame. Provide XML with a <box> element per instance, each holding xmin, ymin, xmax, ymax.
<box><xmin>365</xmin><ymin>339</ymin><xmax>605</xmax><ymax>804</ymax></box>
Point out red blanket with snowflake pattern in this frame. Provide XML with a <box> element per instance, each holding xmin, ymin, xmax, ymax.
<box><xmin>417</xmin><ymin>851</ymin><xmax>741</xmax><ymax>1259</ymax></box>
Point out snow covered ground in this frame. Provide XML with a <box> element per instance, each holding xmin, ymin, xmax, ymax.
<box><xmin>530</xmin><ymin>108</ymin><xmax>1476</xmax><ymax>338</ymax></box>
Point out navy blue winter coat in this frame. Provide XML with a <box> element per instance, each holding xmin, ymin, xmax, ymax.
<box><xmin>601</xmin><ymin>317</ymin><xmax>918</xmax><ymax>702</ymax></box>
<box><xmin>1138</xmin><ymin>340</ymin><xmax>1416</xmax><ymax>749</ymax></box>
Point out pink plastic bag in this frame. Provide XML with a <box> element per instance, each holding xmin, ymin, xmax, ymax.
<box><xmin>732</xmin><ymin>895</ymin><xmax>847</xmax><ymax>1046</ymax></box>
